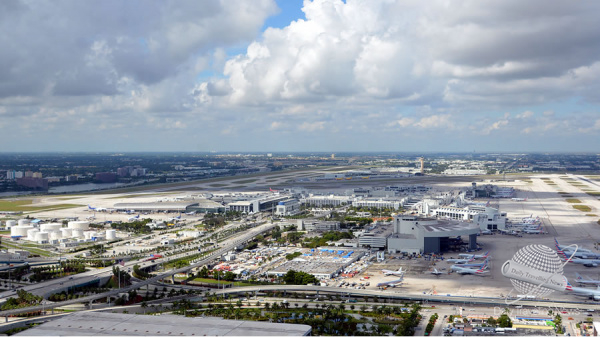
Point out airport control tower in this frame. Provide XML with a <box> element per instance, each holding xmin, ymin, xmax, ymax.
<box><xmin>419</xmin><ymin>157</ymin><xmax>424</xmax><ymax>174</ymax></box>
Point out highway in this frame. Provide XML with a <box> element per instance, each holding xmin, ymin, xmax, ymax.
<box><xmin>213</xmin><ymin>284</ymin><xmax>600</xmax><ymax>312</ymax></box>
<box><xmin>0</xmin><ymin>223</ymin><xmax>276</xmax><ymax>318</ymax></box>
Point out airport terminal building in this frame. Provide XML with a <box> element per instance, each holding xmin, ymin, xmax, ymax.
<box><xmin>387</xmin><ymin>215</ymin><xmax>480</xmax><ymax>254</ymax></box>
<box><xmin>112</xmin><ymin>202</ymin><xmax>198</xmax><ymax>213</ymax></box>
<box><xmin>433</xmin><ymin>206</ymin><xmax>507</xmax><ymax>231</ymax></box>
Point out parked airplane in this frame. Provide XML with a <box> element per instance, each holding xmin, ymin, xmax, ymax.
<box><xmin>560</xmin><ymin>249</ymin><xmax>600</xmax><ymax>259</ymax></box>
<box><xmin>431</xmin><ymin>268</ymin><xmax>443</xmax><ymax>276</ymax></box>
<box><xmin>559</xmin><ymin>252</ymin><xmax>600</xmax><ymax>267</ymax></box>
<box><xmin>185</xmin><ymin>211</ymin><xmax>196</xmax><ymax>215</ymax></box>
<box><xmin>575</xmin><ymin>273</ymin><xmax>600</xmax><ymax>286</ymax></box>
<box><xmin>376</xmin><ymin>276</ymin><xmax>404</xmax><ymax>288</ymax></box>
<box><xmin>555</xmin><ymin>238</ymin><xmax>594</xmax><ymax>254</ymax></box>
<box><xmin>461</xmin><ymin>257</ymin><xmax>491</xmax><ymax>268</ymax></box>
<box><xmin>520</xmin><ymin>216</ymin><xmax>539</xmax><ymax>224</ymax></box>
<box><xmin>446</xmin><ymin>256</ymin><xmax>475</xmax><ymax>264</ymax></box>
<box><xmin>167</xmin><ymin>214</ymin><xmax>182</xmax><ymax>222</ymax></box>
<box><xmin>459</xmin><ymin>251</ymin><xmax>489</xmax><ymax>259</ymax></box>
<box><xmin>566</xmin><ymin>280</ymin><xmax>600</xmax><ymax>300</ymax></box>
<box><xmin>382</xmin><ymin>267</ymin><xmax>404</xmax><ymax>276</ymax></box>
<box><xmin>127</xmin><ymin>214</ymin><xmax>140</xmax><ymax>222</ymax></box>
<box><xmin>451</xmin><ymin>261</ymin><xmax>489</xmax><ymax>275</ymax></box>
<box><xmin>523</xmin><ymin>228</ymin><xmax>545</xmax><ymax>234</ymax></box>
<box><xmin>88</xmin><ymin>205</ymin><xmax>107</xmax><ymax>212</ymax></box>
<box><xmin>511</xmin><ymin>198</ymin><xmax>527</xmax><ymax>201</ymax></box>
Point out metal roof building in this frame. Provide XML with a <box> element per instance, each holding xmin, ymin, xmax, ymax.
<box><xmin>387</xmin><ymin>215</ymin><xmax>480</xmax><ymax>254</ymax></box>
<box><xmin>113</xmin><ymin>202</ymin><xmax>198</xmax><ymax>212</ymax></box>
<box><xmin>18</xmin><ymin>311</ymin><xmax>312</xmax><ymax>336</ymax></box>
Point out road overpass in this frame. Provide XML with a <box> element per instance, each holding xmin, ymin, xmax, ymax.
<box><xmin>0</xmin><ymin>223</ymin><xmax>276</xmax><ymax>319</ymax></box>
<box><xmin>213</xmin><ymin>285</ymin><xmax>600</xmax><ymax>312</ymax></box>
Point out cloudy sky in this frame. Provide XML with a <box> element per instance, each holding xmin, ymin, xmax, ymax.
<box><xmin>2</xmin><ymin>0</ymin><xmax>600</xmax><ymax>153</ymax></box>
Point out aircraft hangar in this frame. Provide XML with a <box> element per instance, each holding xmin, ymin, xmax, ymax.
<box><xmin>387</xmin><ymin>215</ymin><xmax>481</xmax><ymax>254</ymax></box>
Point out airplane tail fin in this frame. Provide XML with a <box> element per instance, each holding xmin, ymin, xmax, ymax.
<box><xmin>576</xmin><ymin>272</ymin><xmax>583</xmax><ymax>281</ymax></box>
<box><xmin>477</xmin><ymin>260</ymin><xmax>488</xmax><ymax>273</ymax></box>
<box><xmin>557</xmin><ymin>250</ymin><xmax>569</xmax><ymax>261</ymax></box>
<box><xmin>565</xmin><ymin>279</ymin><xmax>573</xmax><ymax>291</ymax></box>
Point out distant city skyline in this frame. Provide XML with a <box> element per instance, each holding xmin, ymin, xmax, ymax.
<box><xmin>1</xmin><ymin>0</ymin><xmax>600</xmax><ymax>152</ymax></box>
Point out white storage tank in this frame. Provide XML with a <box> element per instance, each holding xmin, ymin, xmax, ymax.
<box><xmin>68</xmin><ymin>221</ymin><xmax>89</xmax><ymax>230</ymax></box>
<box><xmin>60</xmin><ymin>228</ymin><xmax>73</xmax><ymax>238</ymax></box>
<box><xmin>49</xmin><ymin>231</ymin><xmax>62</xmax><ymax>240</ymax></box>
<box><xmin>35</xmin><ymin>232</ymin><xmax>49</xmax><ymax>242</ymax></box>
<box><xmin>106</xmin><ymin>229</ymin><xmax>117</xmax><ymax>240</ymax></box>
<box><xmin>92</xmin><ymin>234</ymin><xmax>104</xmax><ymax>241</ymax></box>
<box><xmin>27</xmin><ymin>228</ymin><xmax>39</xmax><ymax>241</ymax></box>
<box><xmin>40</xmin><ymin>223</ymin><xmax>62</xmax><ymax>232</ymax></box>
<box><xmin>72</xmin><ymin>229</ymin><xmax>84</xmax><ymax>238</ymax></box>
<box><xmin>83</xmin><ymin>231</ymin><xmax>97</xmax><ymax>240</ymax></box>
<box><xmin>6</xmin><ymin>220</ymin><xmax>17</xmax><ymax>228</ymax></box>
<box><xmin>18</xmin><ymin>219</ymin><xmax>30</xmax><ymax>226</ymax></box>
<box><xmin>11</xmin><ymin>225</ymin><xmax>33</xmax><ymax>237</ymax></box>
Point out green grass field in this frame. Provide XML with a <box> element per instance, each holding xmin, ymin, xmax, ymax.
<box><xmin>0</xmin><ymin>240</ymin><xmax>54</xmax><ymax>257</ymax></box>
<box><xmin>586</xmin><ymin>214</ymin><xmax>597</xmax><ymax>217</ymax></box>
<box><xmin>186</xmin><ymin>278</ymin><xmax>255</xmax><ymax>287</ymax></box>
<box><xmin>0</xmin><ymin>199</ymin><xmax>81</xmax><ymax>213</ymax></box>
<box><xmin>232</xmin><ymin>179</ymin><xmax>258</xmax><ymax>184</ymax></box>
<box><xmin>573</xmin><ymin>205</ymin><xmax>592</xmax><ymax>212</ymax></box>
<box><xmin>566</xmin><ymin>199</ymin><xmax>582</xmax><ymax>203</ymax></box>
<box><xmin>587</xmin><ymin>192</ymin><xmax>600</xmax><ymax>196</ymax></box>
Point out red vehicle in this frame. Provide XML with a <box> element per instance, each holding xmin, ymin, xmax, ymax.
<box><xmin>145</xmin><ymin>254</ymin><xmax>163</xmax><ymax>262</ymax></box>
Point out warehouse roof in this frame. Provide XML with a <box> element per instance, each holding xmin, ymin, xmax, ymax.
<box><xmin>18</xmin><ymin>311</ymin><xmax>312</xmax><ymax>336</ymax></box>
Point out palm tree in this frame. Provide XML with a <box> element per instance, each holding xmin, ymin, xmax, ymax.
<box><xmin>140</xmin><ymin>301</ymin><xmax>148</xmax><ymax>314</ymax></box>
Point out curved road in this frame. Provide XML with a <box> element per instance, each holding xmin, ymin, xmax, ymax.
<box><xmin>0</xmin><ymin>223</ymin><xmax>275</xmax><ymax>318</ymax></box>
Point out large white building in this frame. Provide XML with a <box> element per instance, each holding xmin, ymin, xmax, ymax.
<box><xmin>301</xmin><ymin>195</ymin><xmax>353</xmax><ymax>207</ymax></box>
<box><xmin>226</xmin><ymin>195</ymin><xmax>291</xmax><ymax>213</ymax></box>
<box><xmin>297</xmin><ymin>220</ymin><xmax>340</xmax><ymax>232</ymax></box>
<box><xmin>275</xmin><ymin>199</ymin><xmax>301</xmax><ymax>216</ymax></box>
<box><xmin>433</xmin><ymin>206</ymin><xmax>507</xmax><ymax>231</ymax></box>
<box><xmin>387</xmin><ymin>215</ymin><xmax>480</xmax><ymax>254</ymax></box>
<box><xmin>352</xmin><ymin>198</ymin><xmax>404</xmax><ymax>210</ymax></box>
<box><xmin>357</xmin><ymin>232</ymin><xmax>389</xmax><ymax>249</ymax></box>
